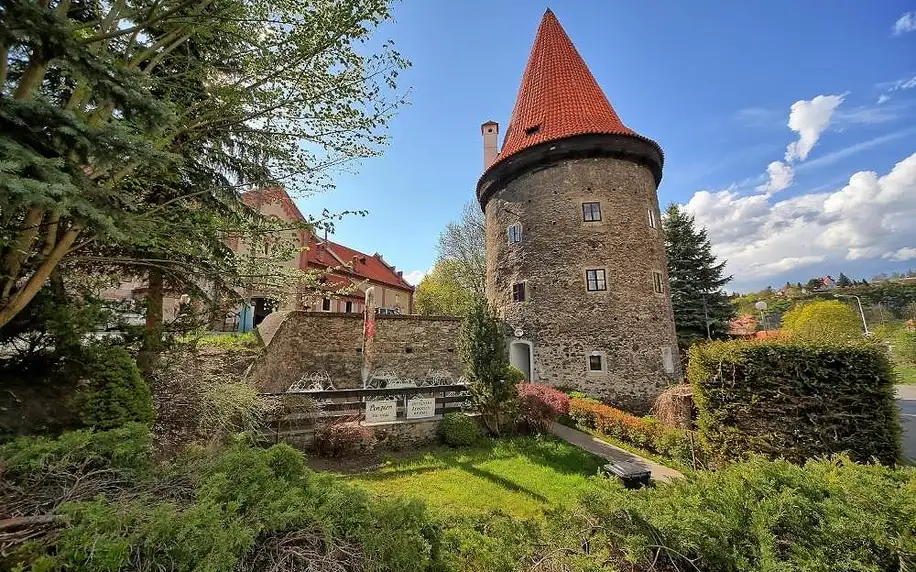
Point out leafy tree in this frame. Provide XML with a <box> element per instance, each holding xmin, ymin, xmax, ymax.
<box><xmin>837</xmin><ymin>273</ymin><xmax>852</xmax><ymax>288</ymax></box>
<box><xmin>415</xmin><ymin>260</ymin><xmax>475</xmax><ymax>316</ymax></box>
<box><xmin>437</xmin><ymin>201</ymin><xmax>485</xmax><ymax>297</ymax></box>
<box><xmin>663</xmin><ymin>204</ymin><xmax>734</xmax><ymax>345</ymax></box>
<box><xmin>0</xmin><ymin>0</ymin><xmax>408</xmax><ymax>330</ymax></box>
<box><xmin>781</xmin><ymin>300</ymin><xmax>863</xmax><ymax>342</ymax></box>
<box><xmin>457</xmin><ymin>297</ymin><xmax>516</xmax><ymax>436</ymax></box>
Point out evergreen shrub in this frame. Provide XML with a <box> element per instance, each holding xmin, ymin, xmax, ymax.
<box><xmin>540</xmin><ymin>455</ymin><xmax>916</xmax><ymax>571</ymax></box>
<box><xmin>74</xmin><ymin>346</ymin><xmax>155</xmax><ymax>430</ymax></box>
<box><xmin>438</xmin><ymin>412</ymin><xmax>480</xmax><ymax>447</ymax></box>
<box><xmin>689</xmin><ymin>339</ymin><xmax>901</xmax><ymax>464</ymax></box>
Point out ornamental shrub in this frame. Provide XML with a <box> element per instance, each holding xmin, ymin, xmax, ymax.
<box><xmin>689</xmin><ymin>339</ymin><xmax>900</xmax><ymax>465</ymax></box>
<box><xmin>516</xmin><ymin>383</ymin><xmax>569</xmax><ymax>433</ymax></box>
<box><xmin>313</xmin><ymin>417</ymin><xmax>375</xmax><ymax>458</ymax></box>
<box><xmin>74</xmin><ymin>345</ymin><xmax>155</xmax><ymax>429</ymax></box>
<box><xmin>438</xmin><ymin>412</ymin><xmax>480</xmax><ymax>447</ymax></box>
<box><xmin>781</xmin><ymin>299</ymin><xmax>863</xmax><ymax>342</ymax></box>
<box><xmin>568</xmin><ymin>398</ymin><xmax>695</xmax><ymax>463</ymax></box>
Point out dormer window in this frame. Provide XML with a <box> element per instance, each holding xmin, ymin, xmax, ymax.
<box><xmin>524</xmin><ymin>125</ymin><xmax>541</xmax><ymax>136</ymax></box>
<box><xmin>582</xmin><ymin>202</ymin><xmax>601</xmax><ymax>222</ymax></box>
<box><xmin>507</xmin><ymin>224</ymin><xmax>522</xmax><ymax>244</ymax></box>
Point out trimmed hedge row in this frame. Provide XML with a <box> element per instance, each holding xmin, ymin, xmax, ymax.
<box><xmin>689</xmin><ymin>339</ymin><xmax>901</xmax><ymax>465</ymax></box>
<box><xmin>568</xmin><ymin>398</ymin><xmax>695</xmax><ymax>464</ymax></box>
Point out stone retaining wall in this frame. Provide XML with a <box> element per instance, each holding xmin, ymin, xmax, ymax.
<box><xmin>248</xmin><ymin>311</ymin><xmax>463</xmax><ymax>392</ymax></box>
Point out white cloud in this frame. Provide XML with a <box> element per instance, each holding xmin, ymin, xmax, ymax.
<box><xmin>884</xmin><ymin>247</ymin><xmax>916</xmax><ymax>261</ymax></box>
<box><xmin>685</xmin><ymin>152</ymin><xmax>916</xmax><ymax>282</ymax></box>
<box><xmin>796</xmin><ymin>126</ymin><xmax>916</xmax><ymax>172</ymax></box>
<box><xmin>893</xmin><ymin>12</ymin><xmax>916</xmax><ymax>35</ymax></box>
<box><xmin>784</xmin><ymin>94</ymin><xmax>845</xmax><ymax>162</ymax></box>
<box><xmin>877</xmin><ymin>94</ymin><xmax>891</xmax><ymax>105</ymax></box>
<box><xmin>403</xmin><ymin>269</ymin><xmax>429</xmax><ymax>286</ymax></box>
<box><xmin>755</xmin><ymin>161</ymin><xmax>794</xmax><ymax>194</ymax></box>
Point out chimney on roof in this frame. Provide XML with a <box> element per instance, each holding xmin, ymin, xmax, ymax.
<box><xmin>397</xmin><ymin>271</ymin><xmax>403</xmax><ymax>278</ymax></box>
<box><xmin>481</xmin><ymin>121</ymin><xmax>499</xmax><ymax>170</ymax></box>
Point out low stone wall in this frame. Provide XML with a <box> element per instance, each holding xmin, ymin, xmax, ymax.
<box><xmin>247</xmin><ymin>311</ymin><xmax>463</xmax><ymax>392</ymax></box>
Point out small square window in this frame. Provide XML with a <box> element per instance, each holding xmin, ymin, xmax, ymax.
<box><xmin>585</xmin><ymin>269</ymin><xmax>607</xmax><ymax>291</ymax></box>
<box><xmin>648</xmin><ymin>208</ymin><xmax>657</xmax><ymax>229</ymax></box>
<box><xmin>582</xmin><ymin>202</ymin><xmax>602</xmax><ymax>222</ymax></box>
<box><xmin>588</xmin><ymin>354</ymin><xmax>603</xmax><ymax>372</ymax></box>
<box><xmin>345</xmin><ymin>301</ymin><xmax>353</xmax><ymax>313</ymax></box>
<box><xmin>322</xmin><ymin>298</ymin><xmax>331</xmax><ymax>311</ymax></box>
<box><xmin>512</xmin><ymin>282</ymin><xmax>526</xmax><ymax>302</ymax></box>
<box><xmin>507</xmin><ymin>224</ymin><xmax>522</xmax><ymax>244</ymax></box>
<box><xmin>653</xmin><ymin>271</ymin><xmax>664</xmax><ymax>294</ymax></box>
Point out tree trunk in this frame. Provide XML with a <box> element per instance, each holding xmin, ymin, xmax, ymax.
<box><xmin>137</xmin><ymin>269</ymin><xmax>164</xmax><ymax>376</ymax></box>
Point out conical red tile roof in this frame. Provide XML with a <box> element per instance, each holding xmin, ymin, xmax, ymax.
<box><xmin>491</xmin><ymin>9</ymin><xmax>657</xmax><ymax>169</ymax></box>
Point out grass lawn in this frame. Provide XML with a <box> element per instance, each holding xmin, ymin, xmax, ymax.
<box><xmin>895</xmin><ymin>364</ymin><xmax>916</xmax><ymax>384</ymax></box>
<box><xmin>346</xmin><ymin>436</ymin><xmax>604</xmax><ymax>519</ymax></box>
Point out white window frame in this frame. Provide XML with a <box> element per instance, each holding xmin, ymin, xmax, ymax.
<box><xmin>586</xmin><ymin>351</ymin><xmax>606</xmax><ymax>374</ymax></box>
<box><xmin>585</xmin><ymin>268</ymin><xmax>607</xmax><ymax>292</ymax></box>
<box><xmin>345</xmin><ymin>300</ymin><xmax>353</xmax><ymax>313</ymax></box>
<box><xmin>647</xmin><ymin>208</ymin><xmax>657</xmax><ymax>229</ymax></box>
<box><xmin>507</xmin><ymin>223</ymin><xmax>523</xmax><ymax>244</ymax></box>
<box><xmin>321</xmin><ymin>298</ymin><xmax>332</xmax><ymax>312</ymax></box>
<box><xmin>653</xmin><ymin>271</ymin><xmax>664</xmax><ymax>294</ymax></box>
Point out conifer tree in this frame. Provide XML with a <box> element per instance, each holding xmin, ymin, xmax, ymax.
<box><xmin>837</xmin><ymin>273</ymin><xmax>852</xmax><ymax>287</ymax></box>
<box><xmin>663</xmin><ymin>204</ymin><xmax>735</xmax><ymax>346</ymax></box>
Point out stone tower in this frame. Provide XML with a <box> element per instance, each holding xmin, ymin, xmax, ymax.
<box><xmin>476</xmin><ymin>9</ymin><xmax>680</xmax><ymax>413</ymax></box>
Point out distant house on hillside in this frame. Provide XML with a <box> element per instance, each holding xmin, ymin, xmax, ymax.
<box><xmin>728</xmin><ymin>314</ymin><xmax>758</xmax><ymax>338</ymax></box>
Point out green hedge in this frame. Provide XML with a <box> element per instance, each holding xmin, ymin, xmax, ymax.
<box><xmin>689</xmin><ymin>340</ymin><xmax>901</xmax><ymax>465</ymax></box>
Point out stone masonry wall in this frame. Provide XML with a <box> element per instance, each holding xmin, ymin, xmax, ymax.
<box><xmin>248</xmin><ymin>311</ymin><xmax>463</xmax><ymax>393</ymax></box>
<box><xmin>484</xmin><ymin>156</ymin><xmax>681</xmax><ymax>413</ymax></box>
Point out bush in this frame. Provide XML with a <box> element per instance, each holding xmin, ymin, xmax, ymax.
<box><xmin>502</xmin><ymin>365</ymin><xmax>526</xmax><ymax>384</ymax></box>
<box><xmin>892</xmin><ymin>329</ymin><xmax>916</xmax><ymax>364</ymax></box>
<box><xmin>539</xmin><ymin>456</ymin><xmax>916</xmax><ymax>571</ymax></box>
<box><xmin>438</xmin><ymin>412</ymin><xmax>479</xmax><ymax>447</ymax></box>
<box><xmin>7</xmin><ymin>437</ymin><xmax>439</xmax><ymax>572</ymax></box>
<box><xmin>516</xmin><ymin>384</ymin><xmax>569</xmax><ymax>433</ymax></box>
<box><xmin>782</xmin><ymin>299</ymin><xmax>864</xmax><ymax>342</ymax></box>
<box><xmin>439</xmin><ymin>512</ymin><xmax>539</xmax><ymax>572</ymax></box>
<box><xmin>689</xmin><ymin>339</ymin><xmax>901</xmax><ymax>465</ymax></box>
<box><xmin>0</xmin><ymin>422</ymin><xmax>153</xmax><ymax>481</ymax></box>
<box><xmin>313</xmin><ymin>417</ymin><xmax>375</xmax><ymax>458</ymax></box>
<box><xmin>74</xmin><ymin>345</ymin><xmax>155</xmax><ymax>429</ymax></box>
<box><xmin>568</xmin><ymin>398</ymin><xmax>694</xmax><ymax>463</ymax></box>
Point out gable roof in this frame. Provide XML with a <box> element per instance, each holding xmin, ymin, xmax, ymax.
<box><xmin>306</xmin><ymin>235</ymin><xmax>414</xmax><ymax>292</ymax></box>
<box><xmin>489</xmin><ymin>9</ymin><xmax>660</xmax><ymax>171</ymax></box>
<box><xmin>240</xmin><ymin>187</ymin><xmax>414</xmax><ymax>292</ymax></box>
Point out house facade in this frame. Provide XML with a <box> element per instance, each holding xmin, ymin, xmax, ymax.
<box><xmin>232</xmin><ymin>187</ymin><xmax>414</xmax><ymax>331</ymax></box>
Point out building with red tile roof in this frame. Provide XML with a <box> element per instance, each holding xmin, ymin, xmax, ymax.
<box><xmin>232</xmin><ymin>187</ymin><xmax>413</xmax><ymax>329</ymax></box>
<box><xmin>476</xmin><ymin>9</ymin><xmax>679</xmax><ymax>413</ymax></box>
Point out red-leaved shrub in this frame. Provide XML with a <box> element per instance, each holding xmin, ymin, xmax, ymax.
<box><xmin>313</xmin><ymin>416</ymin><xmax>375</xmax><ymax>458</ymax></box>
<box><xmin>568</xmin><ymin>398</ymin><xmax>695</xmax><ymax>463</ymax></box>
<box><xmin>516</xmin><ymin>383</ymin><xmax>570</xmax><ymax>433</ymax></box>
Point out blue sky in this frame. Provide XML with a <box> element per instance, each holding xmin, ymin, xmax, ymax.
<box><xmin>296</xmin><ymin>0</ymin><xmax>916</xmax><ymax>293</ymax></box>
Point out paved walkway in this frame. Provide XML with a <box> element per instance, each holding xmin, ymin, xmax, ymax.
<box><xmin>550</xmin><ymin>422</ymin><xmax>683</xmax><ymax>482</ymax></box>
<box><xmin>897</xmin><ymin>385</ymin><xmax>916</xmax><ymax>464</ymax></box>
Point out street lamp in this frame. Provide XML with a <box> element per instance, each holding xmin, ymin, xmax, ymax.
<box><xmin>754</xmin><ymin>300</ymin><xmax>768</xmax><ymax>333</ymax></box>
<box><xmin>833</xmin><ymin>293</ymin><xmax>870</xmax><ymax>336</ymax></box>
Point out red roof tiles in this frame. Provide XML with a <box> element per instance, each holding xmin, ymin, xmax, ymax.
<box><xmin>240</xmin><ymin>188</ymin><xmax>413</xmax><ymax>292</ymax></box>
<box><xmin>491</xmin><ymin>9</ymin><xmax>656</xmax><ymax>169</ymax></box>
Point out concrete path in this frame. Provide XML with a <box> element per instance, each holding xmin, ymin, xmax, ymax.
<box><xmin>897</xmin><ymin>385</ymin><xmax>916</xmax><ymax>464</ymax></box>
<box><xmin>550</xmin><ymin>422</ymin><xmax>683</xmax><ymax>482</ymax></box>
